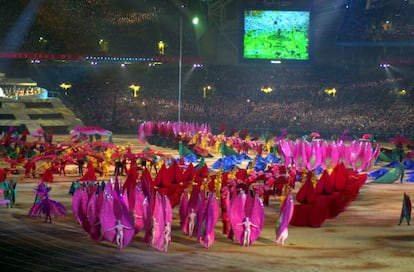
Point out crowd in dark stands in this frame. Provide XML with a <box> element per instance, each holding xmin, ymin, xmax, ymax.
<box><xmin>1</xmin><ymin>1</ymin><xmax>414</xmax><ymax>140</ymax></box>
<box><xmin>24</xmin><ymin>61</ymin><xmax>413</xmax><ymax>140</ymax></box>
<box><xmin>338</xmin><ymin>0</ymin><xmax>414</xmax><ymax>42</ymax></box>
<box><xmin>0</xmin><ymin>0</ymin><xmax>197</xmax><ymax>57</ymax></box>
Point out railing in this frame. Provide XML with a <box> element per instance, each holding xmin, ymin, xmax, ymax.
<box><xmin>47</xmin><ymin>91</ymin><xmax>62</xmax><ymax>99</ymax></box>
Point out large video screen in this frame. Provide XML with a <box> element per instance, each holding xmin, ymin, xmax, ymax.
<box><xmin>242</xmin><ymin>10</ymin><xmax>311</xmax><ymax>63</ymax></box>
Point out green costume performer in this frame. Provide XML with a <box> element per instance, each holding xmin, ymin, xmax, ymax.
<box><xmin>399</xmin><ymin>162</ymin><xmax>405</xmax><ymax>183</ymax></box>
<box><xmin>398</xmin><ymin>192</ymin><xmax>411</xmax><ymax>225</ymax></box>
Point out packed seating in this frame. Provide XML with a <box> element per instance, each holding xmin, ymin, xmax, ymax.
<box><xmin>0</xmin><ymin>0</ymin><xmax>197</xmax><ymax>57</ymax></box>
<box><xmin>1</xmin><ymin>0</ymin><xmax>413</xmax><ymax>139</ymax></box>
<box><xmin>338</xmin><ymin>0</ymin><xmax>414</xmax><ymax>42</ymax></box>
<box><xmin>26</xmin><ymin>61</ymin><xmax>413</xmax><ymax>140</ymax></box>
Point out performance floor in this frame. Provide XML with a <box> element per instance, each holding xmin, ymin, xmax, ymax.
<box><xmin>0</xmin><ymin>135</ymin><xmax>413</xmax><ymax>272</ymax></box>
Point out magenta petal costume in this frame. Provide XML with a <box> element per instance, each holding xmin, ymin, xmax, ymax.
<box><xmin>150</xmin><ymin>193</ymin><xmax>173</xmax><ymax>252</ymax></box>
<box><xmin>201</xmin><ymin>192</ymin><xmax>220</xmax><ymax>248</ymax></box>
<box><xmin>72</xmin><ymin>187</ymin><xmax>91</xmax><ymax>233</ymax></box>
<box><xmin>179</xmin><ymin>191</ymin><xmax>190</xmax><ymax>234</ymax></box>
<box><xmin>230</xmin><ymin>191</ymin><xmax>264</xmax><ymax>246</ymax></box>
<box><xmin>133</xmin><ymin>189</ymin><xmax>147</xmax><ymax>233</ymax></box>
<box><xmin>100</xmin><ymin>182</ymin><xmax>135</xmax><ymax>249</ymax></box>
<box><xmin>275</xmin><ymin>192</ymin><xmax>294</xmax><ymax>245</ymax></box>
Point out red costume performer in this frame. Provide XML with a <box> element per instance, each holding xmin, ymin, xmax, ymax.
<box><xmin>0</xmin><ymin>168</ymin><xmax>7</xmax><ymax>182</ymax></box>
<box><xmin>24</xmin><ymin>159</ymin><xmax>36</xmax><ymax>178</ymax></box>
<box><xmin>79</xmin><ymin>161</ymin><xmax>97</xmax><ymax>181</ymax></box>
<box><xmin>58</xmin><ymin>158</ymin><xmax>66</xmax><ymax>176</ymax></box>
<box><xmin>41</xmin><ymin>166</ymin><xmax>54</xmax><ymax>183</ymax></box>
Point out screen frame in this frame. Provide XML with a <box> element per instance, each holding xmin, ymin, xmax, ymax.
<box><xmin>240</xmin><ymin>5</ymin><xmax>313</xmax><ymax>65</ymax></box>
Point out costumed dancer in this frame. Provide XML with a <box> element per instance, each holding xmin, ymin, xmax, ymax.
<box><xmin>58</xmin><ymin>157</ymin><xmax>66</xmax><ymax>176</ymax></box>
<box><xmin>99</xmin><ymin>179</ymin><xmax>135</xmax><ymax>249</ymax></box>
<box><xmin>0</xmin><ymin>168</ymin><xmax>8</xmax><ymax>182</ymax></box>
<box><xmin>121</xmin><ymin>156</ymin><xmax>127</xmax><ymax>176</ymax></box>
<box><xmin>29</xmin><ymin>182</ymin><xmax>67</xmax><ymax>223</ymax></box>
<box><xmin>104</xmin><ymin>219</ymin><xmax>133</xmax><ymax>249</ymax></box>
<box><xmin>399</xmin><ymin>161</ymin><xmax>405</xmax><ymax>183</ymax></box>
<box><xmin>80</xmin><ymin>160</ymin><xmax>97</xmax><ymax>181</ymax></box>
<box><xmin>0</xmin><ymin>187</ymin><xmax>10</xmax><ymax>206</ymax></box>
<box><xmin>77</xmin><ymin>154</ymin><xmax>85</xmax><ymax>176</ymax></box>
<box><xmin>275</xmin><ymin>190</ymin><xmax>294</xmax><ymax>245</ymax></box>
<box><xmin>163</xmin><ymin>222</ymin><xmax>172</xmax><ymax>252</ymax></box>
<box><xmin>199</xmin><ymin>192</ymin><xmax>220</xmax><ymax>249</ymax></box>
<box><xmin>40</xmin><ymin>162</ymin><xmax>54</xmax><ymax>183</ymax></box>
<box><xmin>220</xmin><ymin>186</ymin><xmax>231</xmax><ymax>235</ymax></box>
<box><xmin>237</xmin><ymin>217</ymin><xmax>259</xmax><ymax>247</ymax></box>
<box><xmin>188</xmin><ymin>208</ymin><xmax>197</xmax><ymax>237</ymax></box>
<box><xmin>229</xmin><ymin>190</ymin><xmax>264</xmax><ymax>247</ymax></box>
<box><xmin>148</xmin><ymin>193</ymin><xmax>173</xmax><ymax>252</ymax></box>
<box><xmin>24</xmin><ymin>158</ymin><xmax>36</xmax><ymax>178</ymax></box>
<box><xmin>102</xmin><ymin>159</ymin><xmax>111</xmax><ymax>178</ymax></box>
<box><xmin>398</xmin><ymin>192</ymin><xmax>411</xmax><ymax>225</ymax></box>
<box><xmin>114</xmin><ymin>158</ymin><xmax>123</xmax><ymax>176</ymax></box>
<box><xmin>0</xmin><ymin>179</ymin><xmax>16</xmax><ymax>207</ymax></box>
<box><xmin>150</xmin><ymin>216</ymin><xmax>158</xmax><ymax>246</ymax></box>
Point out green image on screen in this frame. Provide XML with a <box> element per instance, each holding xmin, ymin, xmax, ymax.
<box><xmin>243</xmin><ymin>10</ymin><xmax>310</xmax><ymax>61</ymax></box>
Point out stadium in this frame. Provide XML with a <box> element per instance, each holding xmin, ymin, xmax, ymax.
<box><xmin>0</xmin><ymin>1</ymin><xmax>414</xmax><ymax>272</ymax></box>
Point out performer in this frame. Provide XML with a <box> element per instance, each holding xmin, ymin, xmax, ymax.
<box><xmin>275</xmin><ymin>191</ymin><xmax>294</xmax><ymax>246</ymax></box>
<box><xmin>104</xmin><ymin>219</ymin><xmax>132</xmax><ymax>249</ymax></box>
<box><xmin>40</xmin><ymin>163</ymin><xmax>54</xmax><ymax>183</ymax></box>
<box><xmin>80</xmin><ymin>161</ymin><xmax>97</xmax><ymax>181</ymax></box>
<box><xmin>188</xmin><ymin>208</ymin><xmax>197</xmax><ymax>237</ymax></box>
<box><xmin>150</xmin><ymin>217</ymin><xmax>158</xmax><ymax>246</ymax></box>
<box><xmin>121</xmin><ymin>157</ymin><xmax>127</xmax><ymax>176</ymax></box>
<box><xmin>0</xmin><ymin>180</ymin><xmax>16</xmax><ymax>207</ymax></box>
<box><xmin>102</xmin><ymin>159</ymin><xmax>110</xmax><ymax>177</ymax></box>
<box><xmin>266</xmin><ymin>139</ymin><xmax>273</xmax><ymax>154</ymax></box>
<box><xmin>77</xmin><ymin>155</ymin><xmax>85</xmax><ymax>176</ymax></box>
<box><xmin>114</xmin><ymin>158</ymin><xmax>123</xmax><ymax>176</ymax></box>
<box><xmin>24</xmin><ymin>158</ymin><xmax>36</xmax><ymax>178</ymax></box>
<box><xmin>163</xmin><ymin>222</ymin><xmax>171</xmax><ymax>252</ymax></box>
<box><xmin>399</xmin><ymin>161</ymin><xmax>405</xmax><ymax>183</ymax></box>
<box><xmin>29</xmin><ymin>183</ymin><xmax>67</xmax><ymax>223</ymax></box>
<box><xmin>45</xmin><ymin>129</ymin><xmax>53</xmax><ymax>144</ymax></box>
<box><xmin>0</xmin><ymin>168</ymin><xmax>7</xmax><ymax>182</ymax></box>
<box><xmin>220</xmin><ymin>187</ymin><xmax>231</xmax><ymax>235</ymax></box>
<box><xmin>43</xmin><ymin>199</ymin><xmax>53</xmax><ymax>223</ymax></box>
<box><xmin>58</xmin><ymin>158</ymin><xmax>66</xmax><ymax>176</ymax></box>
<box><xmin>398</xmin><ymin>192</ymin><xmax>411</xmax><ymax>225</ymax></box>
<box><xmin>237</xmin><ymin>217</ymin><xmax>259</xmax><ymax>247</ymax></box>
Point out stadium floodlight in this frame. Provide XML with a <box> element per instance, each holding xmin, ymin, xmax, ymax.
<box><xmin>129</xmin><ymin>84</ymin><xmax>141</xmax><ymax>98</ymax></box>
<box><xmin>192</xmin><ymin>16</ymin><xmax>199</xmax><ymax>25</ymax></box>
<box><xmin>60</xmin><ymin>83</ymin><xmax>72</xmax><ymax>90</ymax></box>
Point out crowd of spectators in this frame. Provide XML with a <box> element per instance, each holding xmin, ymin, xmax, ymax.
<box><xmin>338</xmin><ymin>0</ymin><xmax>414</xmax><ymax>43</ymax></box>
<box><xmin>0</xmin><ymin>0</ymin><xmax>198</xmax><ymax>57</ymax></box>
<box><xmin>1</xmin><ymin>1</ymin><xmax>413</xmax><ymax>142</ymax></box>
<box><xmin>25</xmin><ymin>60</ymin><xmax>413</xmax><ymax>140</ymax></box>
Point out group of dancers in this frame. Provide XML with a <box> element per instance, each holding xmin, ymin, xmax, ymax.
<box><xmin>1</xmin><ymin>123</ymin><xmax>413</xmax><ymax>252</ymax></box>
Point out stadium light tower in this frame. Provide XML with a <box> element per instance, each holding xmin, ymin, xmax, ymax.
<box><xmin>178</xmin><ymin>15</ymin><xmax>183</xmax><ymax>122</ymax></box>
<box><xmin>178</xmin><ymin>13</ymin><xmax>199</xmax><ymax>122</ymax></box>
